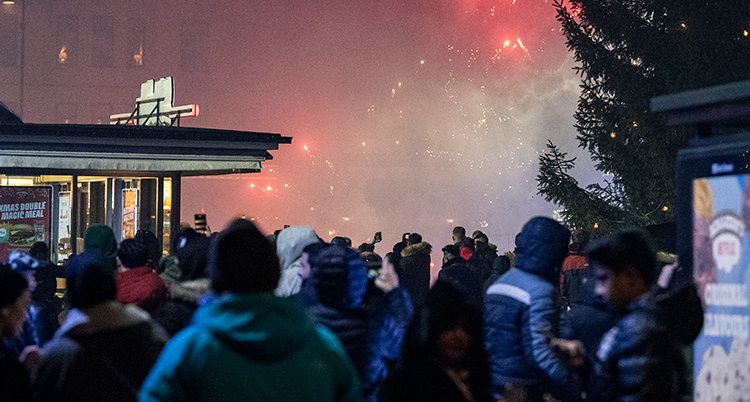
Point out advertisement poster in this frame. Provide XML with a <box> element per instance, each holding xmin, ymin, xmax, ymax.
<box><xmin>693</xmin><ymin>175</ymin><xmax>750</xmax><ymax>402</ymax></box>
<box><xmin>57</xmin><ymin>191</ymin><xmax>71</xmax><ymax>260</ymax></box>
<box><xmin>122</xmin><ymin>188</ymin><xmax>138</xmax><ymax>240</ymax></box>
<box><xmin>0</xmin><ymin>186</ymin><xmax>53</xmax><ymax>262</ymax></box>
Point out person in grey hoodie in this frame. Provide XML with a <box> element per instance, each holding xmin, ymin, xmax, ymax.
<box><xmin>274</xmin><ymin>226</ymin><xmax>320</xmax><ymax>297</ymax></box>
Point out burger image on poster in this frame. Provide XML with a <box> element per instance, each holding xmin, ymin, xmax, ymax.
<box><xmin>8</xmin><ymin>224</ymin><xmax>35</xmax><ymax>246</ymax></box>
<box><xmin>695</xmin><ymin>338</ymin><xmax>750</xmax><ymax>402</ymax></box>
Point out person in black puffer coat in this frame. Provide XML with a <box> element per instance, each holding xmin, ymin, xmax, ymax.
<box><xmin>398</xmin><ymin>233</ymin><xmax>432</xmax><ymax>310</ymax></box>
<box><xmin>437</xmin><ymin>245</ymin><xmax>485</xmax><ymax>311</ymax></box>
<box><xmin>299</xmin><ymin>243</ymin><xmax>413</xmax><ymax>402</ymax></box>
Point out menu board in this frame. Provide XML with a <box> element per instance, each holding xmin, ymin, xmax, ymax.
<box><xmin>693</xmin><ymin>175</ymin><xmax>750</xmax><ymax>402</ymax></box>
<box><xmin>0</xmin><ymin>186</ymin><xmax>53</xmax><ymax>262</ymax></box>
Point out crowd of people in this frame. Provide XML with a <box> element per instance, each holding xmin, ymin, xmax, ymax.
<box><xmin>0</xmin><ymin>216</ymin><xmax>703</xmax><ymax>402</ymax></box>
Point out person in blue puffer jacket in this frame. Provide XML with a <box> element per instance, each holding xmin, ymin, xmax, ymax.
<box><xmin>298</xmin><ymin>244</ymin><xmax>413</xmax><ymax>402</ymax></box>
<box><xmin>484</xmin><ymin>216</ymin><xmax>578</xmax><ymax>402</ymax></box>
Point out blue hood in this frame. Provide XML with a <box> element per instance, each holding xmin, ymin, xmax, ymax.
<box><xmin>514</xmin><ymin>216</ymin><xmax>570</xmax><ymax>284</ymax></box>
<box><xmin>306</xmin><ymin>243</ymin><xmax>368</xmax><ymax>309</ymax></box>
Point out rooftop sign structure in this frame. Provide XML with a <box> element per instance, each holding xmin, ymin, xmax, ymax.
<box><xmin>109</xmin><ymin>77</ymin><xmax>199</xmax><ymax>126</ymax></box>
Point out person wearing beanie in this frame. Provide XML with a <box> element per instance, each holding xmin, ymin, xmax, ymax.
<box><xmin>484</xmin><ymin>217</ymin><xmax>576</xmax><ymax>402</ymax></box>
<box><xmin>32</xmin><ymin>252</ymin><xmax>168</xmax><ymax>401</ymax></box>
<box><xmin>0</xmin><ymin>265</ymin><xmax>33</xmax><ymax>402</ymax></box>
<box><xmin>82</xmin><ymin>224</ymin><xmax>118</xmax><ymax>273</ymax></box>
<box><xmin>140</xmin><ymin>219</ymin><xmax>363</xmax><ymax>402</ymax></box>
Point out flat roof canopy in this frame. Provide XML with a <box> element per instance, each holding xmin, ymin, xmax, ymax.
<box><xmin>0</xmin><ymin>118</ymin><xmax>291</xmax><ymax>176</ymax></box>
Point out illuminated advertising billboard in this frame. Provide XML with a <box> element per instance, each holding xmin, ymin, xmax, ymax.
<box><xmin>0</xmin><ymin>186</ymin><xmax>53</xmax><ymax>262</ymax></box>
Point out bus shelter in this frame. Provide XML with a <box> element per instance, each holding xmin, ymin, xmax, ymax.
<box><xmin>0</xmin><ymin>102</ymin><xmax>291</xmax><ymax>263</ymax></box>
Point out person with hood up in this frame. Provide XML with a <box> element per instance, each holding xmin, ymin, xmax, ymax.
<box><xmin>139</xmin><ymin>219</ymin><xmax>362</xmax><ymax>402</ymax></box>
<box><xmin>33</xmin><ymin>252</ymin><xmax>168</xmax><ymax>402</ymax></box>
<box><xmin>82</xmin><ymin>224</ymin><xmax>118</xmax><ymax>273</ymax></box>
<box><xmin>299</xmin><ymin>244</ymin><xmax>413</xmax><ymax>402</ymax></box>
<box><xmin>484</xmin><ymin>216</ymin><xmax>575</xmax><ymax>402</ymax></box>
<box><xmin>398</xmin><ymin>233</ymin><xmax>432</xmax><ymax>309</ymax></box>
<box><xmin>274</xmin><ymin>226</ymin><xmax>320</xmax><ymax>297</ymax></box>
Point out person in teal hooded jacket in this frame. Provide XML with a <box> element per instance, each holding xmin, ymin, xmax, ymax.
<box><xmin>139</xmin><ymin>218</ymin><xmax>362</xmax><ymax>402</ymax></box>
<box><xmin>83</xmin><ymin>224</ymin><xmax>118</xmax><ymax>273</ymax></box>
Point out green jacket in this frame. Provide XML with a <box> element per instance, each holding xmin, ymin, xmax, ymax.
<box><xmin>140</xmin><ymin>292</ymin><xmax>362</xmax><ymax>402</ymax></box>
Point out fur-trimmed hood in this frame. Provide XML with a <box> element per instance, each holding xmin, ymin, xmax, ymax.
<box><xmin>400</xmin><ymin>242</ymin><xmax>432</xmax><ymax>258</ymax></box>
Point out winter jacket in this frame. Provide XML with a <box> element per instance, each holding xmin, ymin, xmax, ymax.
<box><xmin>0</xmin><ymin>341</ymin><xmax>31</xmax><ymax>402</ymax></box>
<box><xmin>482</xmin><ymin>255</ymin><xmax>511</xmax><ymax>296</ymax></box>
<box><xmin>139</xmin><ymin>292</ymin><xmax>363</xmax><ymax>402</ymax></box>
<box><xmin>151</xmin><ymin>278</ymin><xmax>211</xmax><ymax>337</ymax></box>
<box><xmin>438</xmin><ymin>256</ymin><xmax>486</xmax><ymax>310</ymax></box>
<box><xmin>587</xmin><ymin>283</ymin><xmax>703</xmax><ymax>402</ymax></box>
<box><xmin>560</xmin><ymin>251</ymin><xmax>588</xmax><ymax>310</ymax></box>
<box><xmin>30</xmin><ymin>260</ymin><xmax>63</xmax><ymax>346</ymax></box>
<box><xmin>476</xmin><ymin>241</ymin><xmax>498</xmax><ymax>266</ymax></box>
<box><xmin>33</xmin><ymin>301</ymin><xmax>168</xmax><ymax>402</ymax></box>
<box><xmin>300</xmin><ymin>244</ymin><xmax>413</xmax><ymax>402</ymax></box>
<box><xmin>398</xmin><ymin>242</ymin><xmax>432</xmax><ymax>308</ymax></box>
<box><xmin>560</xmin><ymin>279</ymin><xmax>621</xmax><ymax>364</ymax></box>
<box><xmin>274</xmin><ymin>226</ymin><xmax>319</xmax><ymax>297</ymax></box>
<box><xmin>484</xmin><ymin>216</ymin><xmax>573</xmax><ymax>402</ymax></box>
<box><xmin>116</xmin><ymin>266</ymin><xmax>169</xmax><ymax>313</ymax></box>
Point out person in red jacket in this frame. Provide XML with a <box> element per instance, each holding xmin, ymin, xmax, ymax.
<box><xmin>116</xmin><ymin>238</ymin><xmax>169</xmax><ymax>313</ymax></box>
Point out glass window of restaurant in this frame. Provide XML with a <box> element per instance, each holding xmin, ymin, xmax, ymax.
<box><xmin>0</xmin><ymin>174</ymin><xmax>172</xmax><ymax>265</ymax></box>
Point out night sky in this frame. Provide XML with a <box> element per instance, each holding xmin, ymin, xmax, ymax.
<box><xmin>179</xmin><ymin>0</ymin><xmax>603</xmax><ymax>254</ymax></box>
